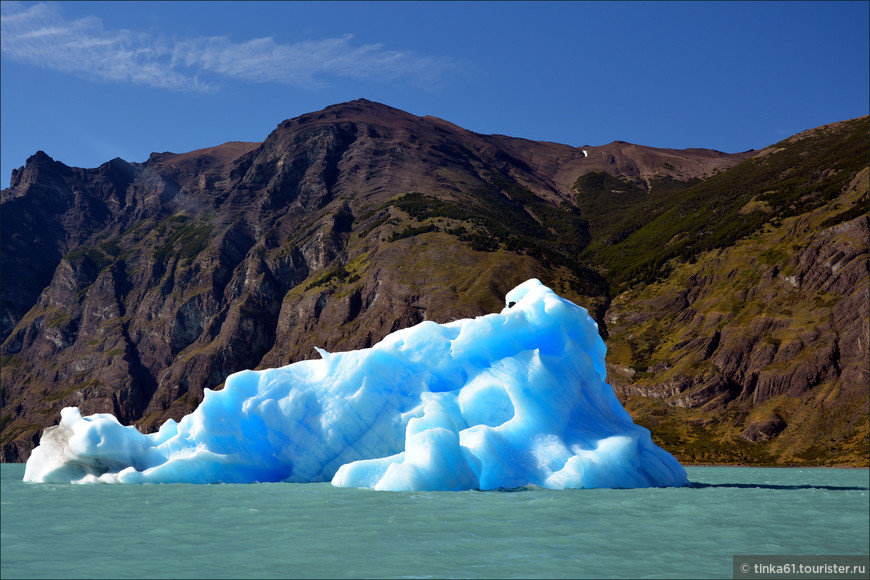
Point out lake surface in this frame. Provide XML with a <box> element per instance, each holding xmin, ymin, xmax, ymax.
<box><xmin>1</xmin><ymin>464</ymin><xmax>867</xmax><ymax>579</ymax></box>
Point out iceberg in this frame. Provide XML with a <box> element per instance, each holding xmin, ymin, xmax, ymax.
<box><xmin>23</xmin><ymin>279</ymin><xmax>688</xmax><ymax>490</ymax></box>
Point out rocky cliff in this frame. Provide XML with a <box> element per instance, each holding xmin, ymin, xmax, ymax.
<box><xmin>1</xmin><ymin>100</ymin><xmax>866</xmax><ymax>465</ymax></box>
<box><xmin>603</xmin><ymin>119</ymin><xmax>869</xmax><ymax>465</ymax></box>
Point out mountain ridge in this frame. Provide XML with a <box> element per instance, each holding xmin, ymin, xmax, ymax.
<box><xmin>1</xmin><ymin>99</ymin><xmax>866</xmax><ymax>465</ymax></box>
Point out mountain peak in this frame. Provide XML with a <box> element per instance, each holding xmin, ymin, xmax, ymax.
<box><xmin>26</xmin><ymin>150</ymin><xmax>56</xmax><ymax>165</ymax></box>
<box><xmin>275</xmin><ymin>99</ymin><xmax>422</xmax><ymax>133</ymax></box>
<box><xmin>7</xmin><ymin>151</ymin><xmax>69</xmax><ymax>189</ymax></box>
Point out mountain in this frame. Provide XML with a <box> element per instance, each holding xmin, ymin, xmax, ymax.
<box><xmin>1</xmin><ymin>99</ymin><xmax>866</xmax><ymax>466</ymax></box>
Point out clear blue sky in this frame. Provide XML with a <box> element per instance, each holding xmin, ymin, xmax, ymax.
<box><xmin>2</xmin><ymin>1</ymin><xmax>868</xmax><ymax>185</ymax></box>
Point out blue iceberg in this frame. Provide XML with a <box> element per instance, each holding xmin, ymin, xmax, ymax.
<box><xmin>24</xmin><ymin>279</ymin><xmax>688</xmax><ymax>490</ymax></box>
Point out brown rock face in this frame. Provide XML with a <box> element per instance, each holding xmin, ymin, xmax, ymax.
<box><xmin>2</xmin><ymin>100</ymin><xmax>866</xmax><ymax>467</ymax></box>
<box><xmin>604</xmin><ymin>120</ymin><xmax>868</xmax><ymax>465</ymax></box>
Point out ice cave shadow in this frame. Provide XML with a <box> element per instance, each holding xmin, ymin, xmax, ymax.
<box><xmin>689</xmin><ymin>481</ymin><xmax>869</xmax><ymax>491</ymax></box>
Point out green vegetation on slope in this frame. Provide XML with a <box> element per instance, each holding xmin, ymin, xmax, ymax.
<box><xmin>579</xmin><ymin>117</ymin><xmax>870</xmax><ymax>294</ymax></box>
<box><xmin>153</xmin><ymin>214</ymin><xmax>214</xmax><ymax>264</ymax></box>
<box><xmin>605</xmin><ymin>163</ymin><xmax>869</xmax><ymax>467</ymax></box>
<box><xmin>572</xmin><ymin>172</ymin><xmax>702</xmax><ymax>247</ymax></box>
<box><xmin>388</xmin><ymin>173</ymin><xmax>602</xmax><ymax>297</ymax></box>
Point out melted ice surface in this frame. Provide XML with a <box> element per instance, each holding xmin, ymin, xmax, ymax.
<box><xmin>24</xmin><ymin>279</ymin><xmax>688</xmax><ymax>490</ymax></box>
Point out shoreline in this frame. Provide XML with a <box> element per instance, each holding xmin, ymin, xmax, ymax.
<box><xmin>682</xmin><ymin>463</ymin><xmax>869</xmax><ymax>470</ymax></box>
<box><xmin>3</xmin><ymin>460</ymin><xmax>868</xmax><ymax>470</ymax></box>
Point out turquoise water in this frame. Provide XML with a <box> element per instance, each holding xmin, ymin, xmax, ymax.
<box><xmin>1</xmin><ymin>464</ymin><xmax>867</xmax><ymax>579</ymax></box>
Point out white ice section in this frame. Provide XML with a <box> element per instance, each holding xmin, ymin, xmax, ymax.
<box><xmin>24</xmin><ymin>279</ymin><xmax>688</xmax><ymax>490</ymax></box>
